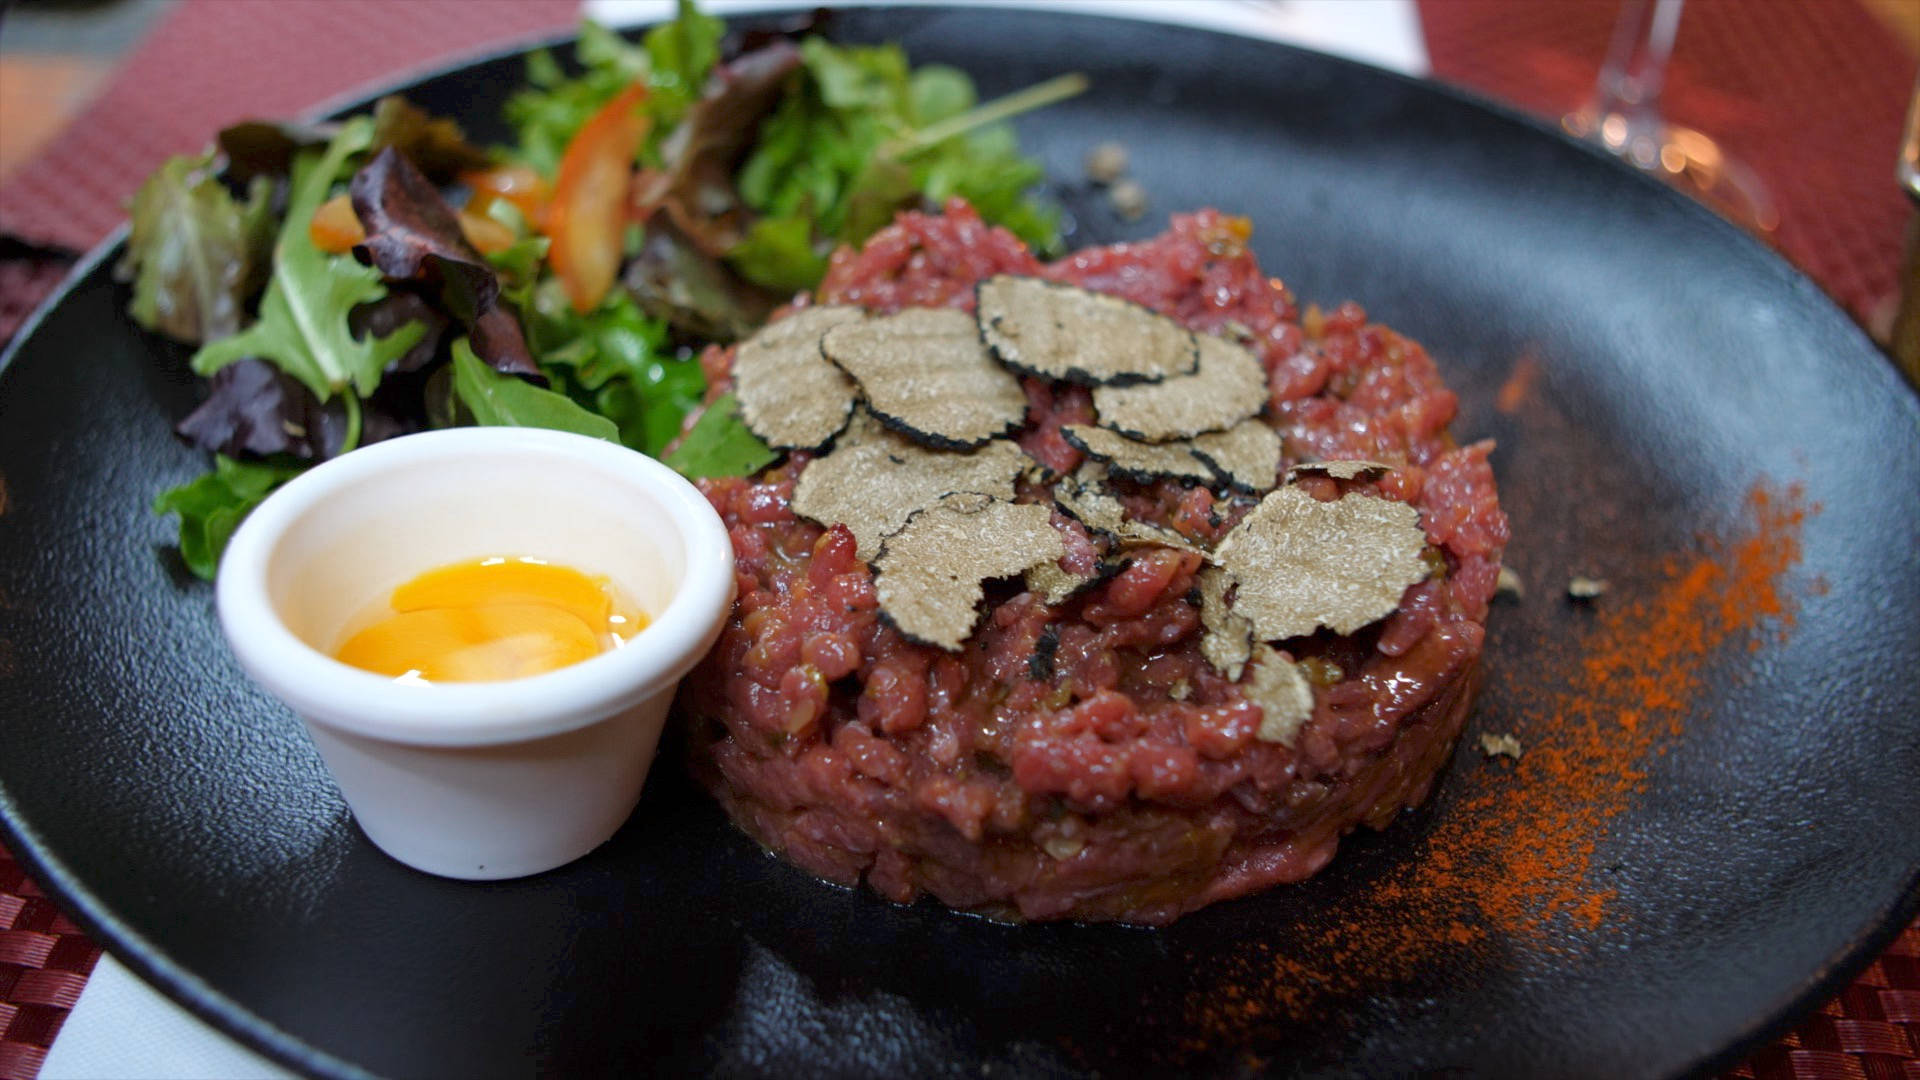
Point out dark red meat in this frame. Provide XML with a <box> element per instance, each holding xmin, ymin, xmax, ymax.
<box><xmin>678</xmin><ymin>199</ymin><xmax>1508</xmax><ymax>924</ymax></box>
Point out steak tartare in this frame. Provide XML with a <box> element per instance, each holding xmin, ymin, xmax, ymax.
<box><xmin>678</xmin><ymin>200</ymin><xmax>1508</xmax><ymax>925</ymax></box>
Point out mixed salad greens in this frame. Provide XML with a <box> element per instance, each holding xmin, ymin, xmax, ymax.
<box><xmin>122</xmin><ymin>1</ymin><xmax>1082</xmax><ymax>578</ymax></box>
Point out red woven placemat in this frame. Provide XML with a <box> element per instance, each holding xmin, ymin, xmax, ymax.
<box><xmin>1</xmin><ymin>1</ymin><xmax>1916</xmax><ymax>1077</ymax></box>
<box><xmin>1418</xmin><ymin>0</ymin><xmax>1917</xmax><ymax>327</ymax></box>
<box><xmin>0</xmin><ymin>851</ymin><xmax>98</xmax><ymax>1080</ymax></box>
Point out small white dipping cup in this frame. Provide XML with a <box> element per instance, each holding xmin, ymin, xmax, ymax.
<box><xmin>215</xmin><ymin>427</ymin><xmax>734</xmax><ymax>880</ymax></box>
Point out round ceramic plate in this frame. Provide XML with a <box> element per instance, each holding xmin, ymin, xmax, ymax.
<box><xmin>2</xmin><ymin>7</ymin><xmax>1917</xmax><ymax>1078</ymax></box>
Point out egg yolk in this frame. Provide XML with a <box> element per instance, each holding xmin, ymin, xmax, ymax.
<box><xmin>333</xmin><ymin>557</ymin><xmax>645</xmax><ymax>684</ymax></box>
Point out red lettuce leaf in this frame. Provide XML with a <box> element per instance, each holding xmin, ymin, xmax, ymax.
<box><xmin>622</xmin><ymin>218</ymin><xmax>776</xmax><ymax>343</ymax></box>
<box><xmin>349</xmin><ymin>147</ymin><xmax>539</xmax><ymax>379</ymax></box>
<box><xmin>631</xmin><ymin>40</ymin><xmax>802</xmax><ymax>258</ymax></box>
<box><xmin>176</xmin><ymin>357</ymin><xmax>412</xmax><ymax>460</ymax></box>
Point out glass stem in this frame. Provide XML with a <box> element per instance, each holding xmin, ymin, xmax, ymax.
<box><xmin>1590</xmin><ymin>0</ymin><xmax>1684</xmax><ymax>168</ymax></box>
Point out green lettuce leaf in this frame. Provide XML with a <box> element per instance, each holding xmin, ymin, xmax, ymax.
<box><xmin>663</xmin><ymin>392</ymin><xmax>775</xmax><ymax>479</ymax></box>
<box><xmin>642</xmin><ymin>0</ymin><xmax>725</xmax><ymax>125</ymax></box>
<box><xmin>451</xmin><ymin>338</ymin><xmax>620</xmax><ymax>442</ymax></box>
<box><xmin>725</xmin><ymin>213</ymin><xmax>829</xmax><ymax>294</ymax></box>
<box><xmin>189</xmin><ymin>117</ymin><xmax>425</xmax><ymax>414</ymax></box>
<box><xmin>524</xmin><ymin>283</ymin><xmax>704</xmax><ymax>456</ymax></box>
<box><xmin>504</xmin><ymin>3</ymin><xmax>723</xmax><ymax>179</ymax></box>
<box><xmin>153</xmin><ymin>455</ymin><xmax>305</xmax><ymax>580</ymax></box>
<box><xmin>504</xmin><ymin>21</ymin><xmax>650</xmax><ymax>176</ymax></box>
<box><xmin>730</xmin><ymin>37</ymin><xmax>1076</xmax><ymax>288</ymax></box>
<box><xmin>119</xmin><ymin>153</ymin><xmax>275</xmax><ymax>344</ymax></box>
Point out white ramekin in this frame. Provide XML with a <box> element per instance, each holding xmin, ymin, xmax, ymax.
<box><xmin>215</xmin><ymin>427</ymin><xmax>734</xmax><ymax>879</ymax></box>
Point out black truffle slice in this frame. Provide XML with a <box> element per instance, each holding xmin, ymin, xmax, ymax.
<box><xmin>1026</xmin><ymin>559</ymin><xmax>1099</xmax><ymax>606</ymax></box>
<box><xmin>1196</xmin><ymin>566</ymin><xmax>1253</xmax><ymax>680</ymax></box>
<box><xmin>1287</xmin><ymin>460</ymin><xmax>1393</xmax><ymax>481</ymax></box>
<box><xmin>1054</xmin><ymin>462</ymin><xmax>1211</xmax><ymax>556</ymax></box>
<box><xmin>1188</xmin><ymin>418</ymin><xmax>1283</xmax><ymax>493</ymax></box>
<box><xmin>1060</xmin><ymin>424</ymin><xmax>1215</xmax><ymax>486</ymax></box>
<box><xmin>976</xmin><ymin>275</ymin><xmax>1198</xmax><ymax>386</ymax></box>
<box><xmin>732</xmin><ymin>305</ymin><xmax>865</xmax><ymax>449</ymax></box>
<box><xmin>1212</xmin><ymin>485</ymin><xmax>1428</xmax><ymax>642</ymax></box>
<box><xmin>874</xmin><ymin>494</ymin><xmax>1064</xmax><ymax>651</ymax></box>
<box><xmin>1091</xmin><ymin>333</ymin><xmax>1268</xmax><ymax>441</ymax></box>
<box><xmin>790</xmin><ymin>418</ymin><xmax>1032</xmax><ymax>561</ymax></box>
<box><xmin>1245</xmin><ymin>644</ymin><xmax>1315</xmax><ymax>746</ymax></box>
<box><xmin>822</xmin><ymin>308</ymin><xmax>1027</xmax><ymax>449</ymax></box>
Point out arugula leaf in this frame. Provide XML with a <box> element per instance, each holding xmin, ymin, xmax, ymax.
<box><xmin>119</xmin><ymin>153</ymin><xmax>275</xmax><ymax>344</ymax></box>
<box><xmin>524</xmin><ymin>282</ymin><xmax>704</xmax><ymax>456</ymax></box>
<box><xmin>451</xmin><ymin>338</ymin><xmax>620</xmax><ymax>442</ymax></box>
<box><xmin>153</xmin><ymin>455</ymin><xmax>305</xmax><ymax>580</ymax></box>
<box><xmin>190</xmin><ymin>117</ymin><xmax>425</xmax><ymax>412</ymax></box>
<box><xmin>663</xmin><ymin>392</ymin><xmax>776</xmax><ymax>479</ymax></box>
<box><xmin>802</xmin><ymin>36</ymin><xmax>907</xmax><ymax>111</ymax></box>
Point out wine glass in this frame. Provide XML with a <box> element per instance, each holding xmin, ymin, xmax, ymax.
<box><xmin>1562</xmin><ymin>0</ymin><xmax>1780</xmax><ymax>235</ymax></box>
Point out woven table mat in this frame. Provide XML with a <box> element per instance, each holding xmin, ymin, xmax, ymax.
<box><xmin>1</xmin><ymin>1</ymin><xmax>1917</xmax><ymax>1077</ymax></box>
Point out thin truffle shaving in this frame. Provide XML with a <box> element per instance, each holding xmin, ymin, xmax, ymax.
<box><xmin>822</xmin><ymin>307</ymin><xmax>1027</xmax><ymax>449</ymax></box>
<box><xmin>1288</xmin><ymin>460</ymin><xmax>1394</xmax><ymax>481</ymax></box>
<box><xmin>1060</xmin><ymin>424</ymin><xmax>1215</xmax><ymax>485</ymax></box>
<box><xmin>1055</xmin><ymin>462</ymin><xmax>1210</xmax><ymax>555</ymax></box>
<box><xmin>1197</xmin><ymin>566</ymin><xmax>1253</xmax><ymax>680</ymax></box>
<box><xmin>1188</xmin><ymin>418</ymin><xmax>1283</xmax><ymax>493</ymax></box>
<box><xmin>732</xmin><ymin>305</ymin><xmax>865</xmax><ymax>449</ymax></box>
<box><xmin>791</xmin><ymin>418</ymin><xmax>1031</xmax><ymax>560</ymax></box>
<box><xmin>977</xmin><ymin>275</ymin><xmax>1198</xmax><ymax>385</ymax></box>
<box><xmin>1213</xmin><ymin>485</ymin><xmax>1428</xmax><ymax>641</ymax></box>
<box><xmin>1092</xmin><ymin>333</ymin><xmax>1267</xmax><ymax>441</ymax></box>
<box><xmin>874</xmin><ymin>493</ymin><xmax>1064</xmax><ymax>650</ymax></box>
<box><xmin>1245</xmin><ymin>644</ymin><xmax>1315</xmax><ymax>745</ymax></box>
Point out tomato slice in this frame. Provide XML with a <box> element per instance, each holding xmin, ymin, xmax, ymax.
<box><xmin>456</xmin><ymin>210</ymin><xmax>517</xmax><ymax>256</ymax></box>
<box><xmin>309</xmin><ymin>193</ymin><xmax>518</xmax><ymax>258</ymax></box>
<box><xmin>459</xmin><ymin>163</ymin><xmax>551</xmax><ymax>225</ymax></box>
<box><xmin>309</xmin><ymin>193</ymin><xmax>366</xmax><ymax>253</ymax></box>
<box><xmin>545</xmin><ymin>84</ymin><xmax>650</xmax><ymax>313</ymax></box>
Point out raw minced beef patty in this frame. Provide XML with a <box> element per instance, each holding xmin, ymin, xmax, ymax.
<box><xmin>678</xmin><ymin>200</ymin><xmax>1508</xmax><ymax>925</ymax></box>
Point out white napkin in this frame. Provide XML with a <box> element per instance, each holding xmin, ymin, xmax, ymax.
<box><xmin>40</xmin><ymin>3</ymin><xmax>1424</xmax><ymax>1076</ymax></box>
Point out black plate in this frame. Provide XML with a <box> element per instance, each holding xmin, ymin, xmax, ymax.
<box><xmin>3</xmin><ymin>8</ymin><xmax>1918</xmax><ymax>1078</ymax></box>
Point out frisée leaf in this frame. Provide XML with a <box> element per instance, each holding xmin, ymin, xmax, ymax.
<box><xmin>119</xmin><ymin>152</ymin><xmax>275</xmax><ymax>344</ymax></box>
<box><xmin>189</xmin><ymin>117</ymin><xmax>425</xmax><ymax>412</ymax></box>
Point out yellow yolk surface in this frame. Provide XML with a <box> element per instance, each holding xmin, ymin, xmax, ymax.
<box><xmin>333</xmin><ymin>558</ymin><xmax>645</xmax><ymax>683</ymax></box>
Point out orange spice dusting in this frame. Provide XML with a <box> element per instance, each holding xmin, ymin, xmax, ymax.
<box><xmin>1184</xmin><ymin>481</ymin><xmax>1808</xmax><ymax>1044</ymax></box>
<box><xmin>1494</xmin><ymin>352</ymin><xmax>1540</xmax><ymax>414</ymax></box>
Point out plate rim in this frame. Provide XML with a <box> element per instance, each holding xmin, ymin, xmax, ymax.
<box><xmin>2</xmin><ymin>7</ymin><xmax>1917</xmax><ymax>1079</ymax></box>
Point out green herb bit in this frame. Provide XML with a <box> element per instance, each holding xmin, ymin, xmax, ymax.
<box><xmin>523</xmin><ymin>283</ymin><xmax>702</xmax><ymax>457</ymax></box>
<box><xmin>153</xmin><ymin>456</ymin><xmax>305</xmax><ymax>580</ymax></box>
<box><xmin>664</xmin><ymin>392</ymin><xmax>777</xmax><ymax>479</ymax></box>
